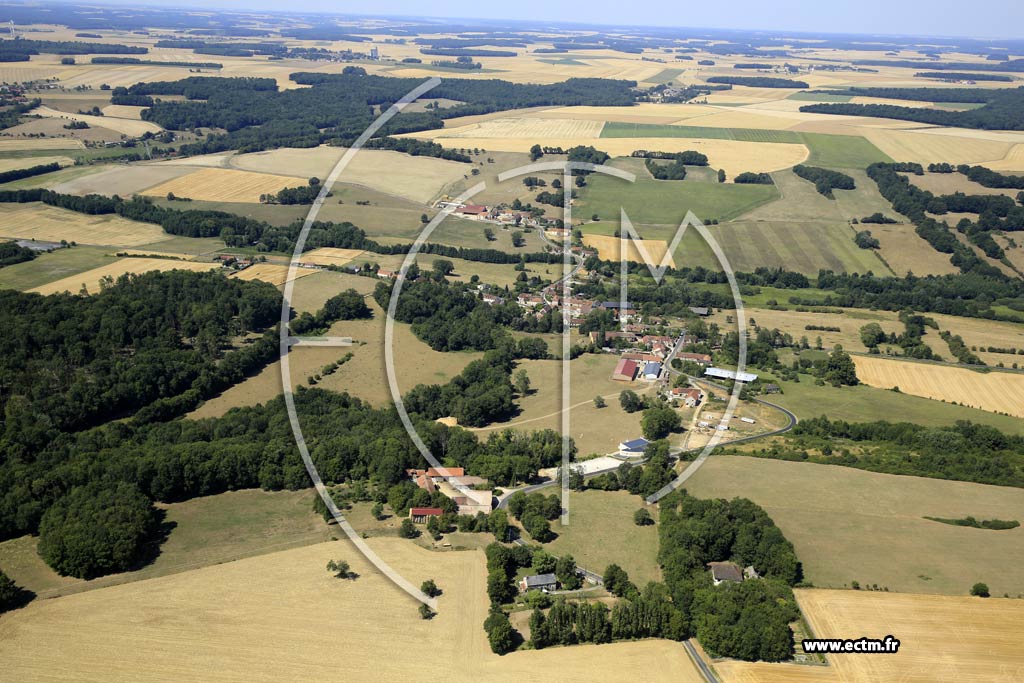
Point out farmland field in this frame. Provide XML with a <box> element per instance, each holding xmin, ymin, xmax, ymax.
<box><xmin>32</xmin><ymin>105</ymin><xmax>163</xmax><ymax>137</ymax></box>
<box><xmin>0</xmin><ymin>155</ymin><xmax>73</xmax><ymax>173</ymax></box>
<box><xmin>583</xmin><ymin>233</ymin><xmax>675</xmax><ymax>268</ymax></box>
<box><xmin>228</xmin><ymin>263</ymin><xmax>319</xmax><ymax>287</ymax></box>
<box><xmin>299</xmin><ymin>247</ymin><xmax>366</xmax><ymax>267</ymax></box>
<box><xmin>50</xmin><ymin>164</ymin><xmax>194</xmax><ymax>196</ymax></box>
<box><xmin>29</xmin><ymin>257</ymin><xmax>219</xmax><ymax>295</ymax></box>
<box><xmin>717</xmin><ymin>589</ymin><xmax>1024</xmax><ymax>683</ymax></box>
<box><xmin>687</xmin><ymin>456</ymin><xmax>1024</xmax><ymax>595</ymax></box>
<box><xmin>0</xmin><ymin>203</ymin><xmax>170</xmax><ymax>247</ymax></box>
<box><xmin>853</xmin><ymin>356</ymin><xmax>1024</xmax><ymax>418</ymax></box>
<box><xmin>0</xmin><ymin>489</ymin><xmax>330</xmax><ymax>600</ymax></box>
<box><xmin>142</xmin><ymin>167</ymin><xmax>307</xmax><ymax>203</ymax></box>
<box><xmin>0</xmin><ymin>246</ymin><xmax>114</xmax><ymax>291</ymax></box>
<box><xmin>0</xmin><ymin>537</ymin><xmax>707</xmax><ymax>682</ymax></box>
<box><xmin>546</xmin><ymin>490</ymin><xmax>661</xmax><ymax>585</ymax></box>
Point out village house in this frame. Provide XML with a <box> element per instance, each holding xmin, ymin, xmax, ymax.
<box><xmin>677</xmin><ymin>352</ymin><xmax>713</xmax><ymax>366</ymax></box>
<box><xmin>611</xmin><ymin>358</ymin><xmax>638</xmax><ymax>382</ymax></box>
<box><xmin>377</xmin><ymin>268</ymin><xmax>398</xmax><ymax>280</ymax></box>
<box><xmin>455</xmin><ymin>204</ymin><xmax>489</xmax><ymax>219</ymax></box>
<box><xmin>519</xmin><ymin>573</ymin><xmax>558</xmax><ymax>593</ymax></box>
<box><xmin>669</xmin><ymin>387</ymin><xmax>703</xmax><ymax>408</ymax></box>
<box><xmin>409</xmin><ymin>507</ymin><xmax>444</xmax><ymax>524</ymax></box>
<box><xmin>482</xmin><ymin>293</ymin><xmax>505</xmax><ymax>306</ymax></box>
<box><xmin>708</xmin><ymin>561</ymin><xmax>743</xmax><ymax>585</ymax></box>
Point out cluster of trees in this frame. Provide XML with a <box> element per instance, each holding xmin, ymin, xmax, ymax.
<box><xmin>362</xmin><ymin>136</ymin><xmax>472</xmax><ymax>162</ymax></box>
<box><xmin>0</xmin><ymin>568</ymin><xmax>30</xmax><ymax>613</ymax></box>
<box><xmin>958</xmin><ymin>165</ymin><xmax>1024</xmax><ymax>190</ymax></box>
<box><xmin>860</xmin><ymin>212</ymin><xmax>897</xmax><ymax>224</ymax></box>
<box><xmin>0</xmin><ymin>161</ymin><xmax>61</xmax><ymax>184</ymax></box>
<box><xmin>800</xmin><ymin>87</ymin><xmax>1024</xmax><ymax>130</ymax></box>
<box><xmin>530</xmin><ymin>599</ymin><xmax>615</xmax><ymax>647</ymax></box>
<box><xmin>37</xmin><ymin>482</ymin><xmax>159</xmax><ymax>579</ymax></box>
<box><xmin>0</xmin><ymin>241</ymin><xmax>38</xmax><ymax>268</ymax></box>
<box><xmin>925</xmin><ymin>515</ymin><xmax>1019</xmax><ymax>530</ymax></box>
<box><xmin>733</xmin><ymin>172</ymin><xmax>773</xmax><ymax>185</ymax></box>
<box><xmin>506</xmin><ymin>491</ymin><xmax>562</xmax><ymax>542</ymax></box>
<box><xmin>632</xmin><ymin>149</ymin><xmax>709</xmax><ymax>165</ymax></box>
<box><xmin>0</xmin><ymin>97</ymin><xmax>40</xmax><ymax>130</ymax></box>
<box><xmin>289</xmin><ymin>288</ymin><xmax>372</xmax><ymax>335</ymax></box>
<box><xmin>939</xmin><ymin>330</ymin><xmax>983</xmax><ymax>365</ymax></box>
<box><xmin>783</xmin><ymin>417</ymin><xmax>1024</xmax><ymax>487</ymax></box>
<box><xmin>263</xmin><ymin>177</ymin><xmax>324</xmax><ymax>205</ymax></box>
<box><xmin>706</xmin><ymin>76</ymin><xmax>808</xmax><ymax>88</ymax></box>
<box><xmin>792</xmin><ymin>165</ymin><xmax>856</xmax><ymax>198</ymax></box>
<box><xmin>645</xmin><ymin>157</ymin><xmax>687</xmax><ymax>180</ymax></box>
<box><xmin>853</xmin><ymin>230</ymin><xmax>880</xmax><ymax>249</ymax></box>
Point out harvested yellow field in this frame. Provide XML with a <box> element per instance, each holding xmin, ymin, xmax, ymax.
<box><xmin>0</xmin><ymin>538</ymin><xmax>706</xmax><ymax>682</ymax></box>
<box><xmin>33</xmin><ymin>105</ymin><xmax>163</xmax><ymax>137</ymax></box>
<box><xmin>115</xmin><ymin>249</ymin><xmax>200</xmax><ymax>260</ymax></box>
<box><xmin>678</xmin><ymin>110</ymin><xmax>804</xmax><ymax>130</ymax></box>
<box><xmin>432</xmin><ymin>117</ymin><xmax>606</xmax><ymax>139</ymax></box>
<box><xmin>230</xmin><ymin>147</ymin><xmax>471</xmax><ymax>204</ymax></box>
<box><xmin>0</xmin><ymin>203</ymin><xmax>169</xmax><ymax>247</ymax></box>
<box><xmin>584</xmin><ymin>233</ymin><xmax>676</xmax><ymax>268</ymax></box>
<box><xmin>853</xmin><ymin>356</ymin><xmax>1024</xmax><ymax>418</ymax></box>
<box><xmin>300</xmin><ymin>247</ymin><xmax>365</xmax><ymax>267</ymax></box>
<box><xmin>143</xmin><ymin>167</ymin><xmax>307</xmax><ymax>203</ymax></box>
<box><xmin>929</xmin><ymin>313</ymin><xmax>1024</xmax><ymax>366</ymax></box>
<box><xmin>229</xmin><ymin>263</ymin><xmax>318</xmax><ymax>287</ymax></box>
<box><xmin>0</xmin><ymin>138</ymin><xmax>84</xmax><ymax>151</ymax></box>
<box><xmin>907</xmin><ymin>171</ymin><xmax>1022</xmax><ymax>198</ymax></box>
<box><xmin>863</xmin><ymin>128</ymin><xmax>1013</xmax><ymax>165</ymax></box>
<box><xmin>0</xmin><ymin>155</ymin><xmax>73</xmax><ymax>173</ymax></box>
<box><xmin>100</xmin><ymin>104</ymin><xmax>148</xmax><ymax>119</ymax></box>
<box><xmin>29</xmin><ymin>258</ymin><xmax>218</xmax><ymax>295</ymax></box>
<box><xmin>868</xmin><ymin>223</ymin><xmax>960</xmax><ymax>276</ymax></box>
<box><xmin>986</xmin><ymin>143</ymin><xmax>1024</xmax><ymax>172</ymax></box>
<box><xmin>407</xmin><ymin>135</ymin><xmax>808</xmax><ymax>173</ymax></box>
<box><xmin>716</xmin><ymin>589</ymin><xmax>1024</xmax><ymax>683</ymax></box>
<box><xmin>524</xmin><ymin>103</ymin><xmax>721</xmax><ymax>124</ymax></box>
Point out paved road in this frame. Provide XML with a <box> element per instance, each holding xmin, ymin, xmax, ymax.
<box><xmin>683</xmin><ymin>640</ymin><xmax>719</xmax><ymax>682</ymax></box>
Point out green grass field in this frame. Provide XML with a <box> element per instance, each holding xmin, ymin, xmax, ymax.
<box><xmin>0</xmin><ymin>488</ymin><xmax>330</xmax><ymax>599</ymax></box>
<box><xmin>576</xmin><ymin>159</ymin><xmax>780</xmax><ymax>225</ymax></box>
<box><xmin>800</xmin><ymin>132</ymin><xmax>893</xmax><ymax>169</ymax></box>
<box><xmin>546</xmin><ymin>489</ymin><xmax>662</xmax><ymax>585</ymax></box>
<box><xmin>646</xmin><ymin>68</ymin><xmax>686</xmax><ymax>84</ymax></box>
<box><xmin>686</xmin><ymin>456</ymin><xmax>1024</xmax><ymax>596</ymax></box>
<box><xmin>764</xmin><ymin>372</ymin><xmax>1024</xmax><ymax>434</ymax></box>
<box><xmin>0</xmin><ymin>246</ymin><xmax>115</xmax><ymax>291</ymax></box>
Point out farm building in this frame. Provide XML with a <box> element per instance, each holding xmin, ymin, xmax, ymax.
<box><xmin>409</xmin><ymin>507</ymin><xmax>444</xmax><ymax>523</ymax></box>
<box><xmin>618</xmin><ymin>437</ymin><xmax>650</xmax><ymax>455</ymax></box>
<box><xmin>705</xmin><ymin>367</ymin><xmax>758</xmax><ymax>383</ymax></box>
<box><xmin>689</xmin><ymin>307</ymin><xmax>710</xmax><ymax>316</ymax></box>
<box><xmin>455</xmin><ymin>204</ymin><xmax>489</xmax><ymax>217</ymax></box>
<box><xmin>763</xmin><ymin>383</ymin><xmax>781</xmax><ymax>394</ymax></box>
<box><xmin>611</xmin><ymin>358</ymin><xmax>638</xmax><ymax>382</ymax></box>
<box><xmin>708</xmin><ymin>561</ymin><xmax>743</xmax><ymax>585</ymax></box>
<box><xmin>597</xmin><ymin>301</ymin><xmax>637</xmax><ymax>321</ymax></box>
<box><xmin>519</xmin><ymin>573</ymin><xmax>558</xmax><ymax>593</ymax></box>
<box><xmin>677</xmin><ymin>352</ymin><xmax>712</xmax><ymax>365</ymax></box>
<box><xmin>670</xmin><ymin>387</ymin><xmax>702</xmax><ymax>407</ymax></box>
<box><xmin>642</xmin><ymin>361</ymin><xmax>663</xmax><ymax>380</ymax></box>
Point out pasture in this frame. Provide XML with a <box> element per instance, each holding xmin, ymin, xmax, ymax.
<box><xmin>0</xmin><ymin>203</ymin><xmax>170</xmax><ymax>247</ymax></box>
<box><xmin>29</xmin><ymin>257</ymin><xmax>219</xmax><ymax>295</ymax></box>
<box><xmin>547</xmin><ymin>490</ymin><xmax>661</xmax><ymax>585</ymax></box>
<box><xmin>32</xmin><ymin>105</ymin><xmax>163</xmax><ymax>137</ymax></box>
<box><xmin>0</xmin><ymin>537</ymin><xmax>707</xmax><ymax>682</ymax></box>
<box><xmin>142</xmin><ymin>168</ymin><xmax>307</xmax><ymax>203</ymax></box>
<box><xmin>0</xmin><ymin>246</ymin><xmax>113</xmax><ymax>291</ymax></box>
<box><xmin>717</xmin><ymin>589</ymin><xmax>1024</xmax><ymax>683</ymax></box>
<box><xmin>299</xmin><ymin>247</ymin><xmax>366</xmax><ymax>268</ymax></box>
<box><xmin>853</xmin><ymin>356</ymin><xmax>1024</xmax><ymax>418</ymax></box>
<box><xmin>0</xmin><ymin>488</ymin><xmax>329</xmax><ymax>599</ymax></box>
<box><xmin>687</xmin><ymin>456</ymin><xmax>1024</xmax><ymax>596</ymax></box>
<box><xmin>50</xmin><ymin>164</ymin><xmax>194</xmax><ymax>196</ymax></box>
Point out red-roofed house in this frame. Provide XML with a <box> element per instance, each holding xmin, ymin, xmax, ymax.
<box><xmin>409</xmin><ymin>507</ymin><xmax>444</xmax><ymax>523</ymax></box>
<box><xmin>611</xmin><ymin>358</ymin><xmax>638</xmax><ymax>382</ymax></box>
<box><xmin>670</xmin><ymin>387</ymin><xmax>703</xmax><ymax>408</ymax></box>
<box><xmin>455</xmin><ymin>204</ymin><xmax>488</xmax><ymax>217</ymax></box>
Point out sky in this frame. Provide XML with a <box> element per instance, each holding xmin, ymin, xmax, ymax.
<box><xmin>163</xmin><ymin>0</ymin><xmax>1023</xmax><ymax>40</ymax></box>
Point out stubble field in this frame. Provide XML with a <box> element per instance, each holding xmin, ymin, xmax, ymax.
<box><xmin>142</xmin><ymin>167</ymin><xmax>307</xmax><ymax>203</ymax></box>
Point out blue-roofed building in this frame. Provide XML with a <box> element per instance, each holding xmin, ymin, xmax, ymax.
<box><xmin>642</xmin><ymin>361</ymin><xmax>662</xmax><ymax>380</ymax></box>
<box><xmin>618</xmin><ymin>437</ymin><xmax>650</xmax><ymax>455</ymax></box>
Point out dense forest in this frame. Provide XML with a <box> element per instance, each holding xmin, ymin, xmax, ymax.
<box><xmin>130</xmin><ymin>73</ymin><xmax>637</xmax><ymax>154</ymax></box>
<box><xmin>0</xmin><ymin>38</ymin><xmax>146</xmax><ymax>61</ymax></box>
<box><xmin>0</xmin><ymin>241</ymin><xmax>38</xmax><ymax>268</ymax></box>
<box><xmin>801</xmin><ymin>87</ymin><xmax>1024</xmax><ymax>130</ymax></box>
<box><xmin>706</xmin><ymin>76</ymin><xmax>808</xmax><ymax>88</ymax></box>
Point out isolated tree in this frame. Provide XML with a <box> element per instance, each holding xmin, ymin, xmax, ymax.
<box><xmin>551</xmin><ymin>178</ymin><xmax>562</xmax><ymax>189</ymax></box>
<box><xmin>483</xmin><ymin>226</ymin><xmax>495</xmax><ymax>241</ymax></box>
<box><xmin>593</xmin><ymin>395</ymin><xmax>606</xmax><ymax>408</ymax></box>
<box><xmin>0</xmin><ymin>569</ymin><xmax>28</xmax><ymax>613</ymax></box>
<box><xmin>420</xmin><ymin>212</ymin><xmax>429</xmax><ymax>223</ymax></box>
<box><xmin>619</xmin><ymin>389</ymin><xmax>643</xmax><ymax>413</ymax></box>
<box><xmin>529</xmin><ymin>143</ymin><xmax>543</xmax><ymax>161</ymax></box>
<box><xmin>166</xmin><ymin>191</ymin><xmax>176</xmax><ymax>201</ymax></box>
<box><xmin>308</xmin><ymin>176</ymin><xmax>320</xmax><ymax>186</ymax></box>
<box><xmin>555</xmin><ymin>554</ymin><xmax>581</xmax><ymax>590</ymax></box>
<box><xmin>633</xmin><ymin>508</ymin><xmax>654</xmax><ymax>526</ymax></box>
<box><xmin>371</xmin><ymin>502</ymin><xmax>385</xmax><ymax>520</ymax></box>
<box><xmin>971</xmin><ymin>582</ymin><xmax>990</xmax><ymax>597</ymax></box>
<box><xmin>432</xmin><ymin>259</ymin><xmax>455</xmax><ymax>277</ymax></box>
<box><xmin>514</xmin><ymin>369</ymin><xmax>531</xmax><ymax>395</ymax></box>
<box><xmin>326</xmin><ymin>559</ymin><xmax>352</xmax><ymax>579</ymax></box>
<box><xmin>421</xmin><ymin>579</ymin><xmax>440</xmax><ymax>597</ymax></box>
<box><xmin>718</xmin><ymin>168</ymin><xmax>726</xmax><ymax>183</ymax></box>
<box><xmin>419</xmin><ymin>603</ymin><xmax>435</xmax><ymax>619</ymax></box>
<box><xmin>399</xmin><ymin>519</ymin><xmax>419</xmax><ymax>539</ymax></box>
<box><xmin>591</xmin><ymin>214</ymin><xmax>600</xmax><ymax>221</ymax></box>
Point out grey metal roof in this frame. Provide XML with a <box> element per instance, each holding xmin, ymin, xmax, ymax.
<box><xmin>523</xmin><ymin>573</ymin><xmax>558</xmax><ymax>587</ymax></box>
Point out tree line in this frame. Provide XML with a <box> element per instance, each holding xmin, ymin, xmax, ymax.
<box><xmin>792</xmin><ymin>165</ymin><xmax>855</xmax><ymax>198</ymax></box>
<box><xmin>706</xmin><ymin>76</ymin><xmax>809</xmax><ymax>88</ymax></box>
<box><xmin>800</xmin><ymin>87</ymin><xmax>1024</xmax><ymax>130</ymax></box>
